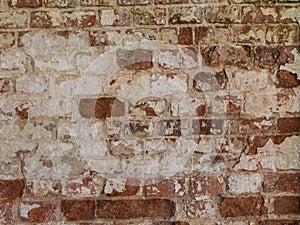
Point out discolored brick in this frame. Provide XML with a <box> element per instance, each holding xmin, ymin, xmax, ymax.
<box><xmin>145</xmin><ymin>178</ymin><xmax>186</xmax><ymax>197</ymax></box>
<box><xmin>9</xmin><ymin>0</ymin><xmax>42</xmax><ymax>7</ymax></box>
<box><xmin>191</xmin><ymin>175</ymin><xmax>225</xmax><ymax>196</ymax></box>
<box><xmin>20</xmin><ymin>201</ymin><xmax>56</xmax><ymax>223</ymax></box>
<box><xmin>192</xmin><ymin>119</ymin><xmax>224</xmax><ymax>135</ymax></box>
<box><xmin>116</xmin><ymin>49</ymin><xmax>153</xmax><ymax>70</ymax></box>
<box><xmin>78</xmin><ymin>97</ymin><xmax>125</xmax><ymax>119</ymax></box>
<box><xmin>0</xmin><ymin>201</ymin><xmax>14</xmax><ymax>224</ymax></box>
<box><xmin>169</xmin><ymin>7</ymin><xmax>203</xmax><ymax>24</ymax></box>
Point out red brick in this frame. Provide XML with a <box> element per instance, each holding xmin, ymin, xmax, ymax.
<box><xmin>145</xmin><ymin>178</ymin><xmax>186</xmax><ymax>197</ymax></box>
<box><xmin>201</xmin><ymin>46</ymin><xmax>251</xmax><ymax>68</ymax></box>
<box><xmin>255</xmin><ymin>46</ymin><xmax>298</xmax><ymax>68</ymax></box>
<box><xmin>100</xmin><ymin>9</ymin><xmax>131</xmax><ymax>26</ymax></box>
<box><xmin>259</xmin><ymin>220</ymin><xmax>300</xmax><ymax>225</ymax></box>
<box><xmin>192</xmin><ymin>119</ymin><xmax>224</xmax><ymax>135</ymax></box>
<box><xmin>178</xmin><ymin>27</ymin><xmax>193</xmax><ymax>45</ymax></box>
<box><xmin>20</xmin><ymin>201</ymin><xmax>56</xmax><ymax>223</ymax></box>
<box><xmin>78</xmin><ymin>97</ymin><xmax>125</xmax><ymax>119</ymax></box>
<box><xmin>0</xmin><ymin>201</ymin><xmax>14</xmax><ymax>224</ymax></box>
<box><xmin>9</xmin><ymin>0</ymin><xmax>42</xmax><ymax>7</ymax></box>
<box><xmin>276</xmin><ymin>70</ymin><xmax>300</xmax><ymax>88</ymax></box>
<box><xmin>191</xmin><ymin>176</ymin><xmax>224</xmax><ymax>196</ymax></box>
<box><xmin>0</xmin><ymin>179</ymin><xmax>24</xmax><ymax>200</ymax></box>
<box><xmin>61</xmin><ymin>200</ymin><xmax>95</xmax><ymax>221</ymax></box>
<box><xmin>232</xmin><ymin>25</ymin><xmax>265</xmax><ymax>44</ymax></box>
<box><xmin>248</xmin><ymin>135</ymin><xmax>288</xmax><ymax>154</ymax></box>
<box><xmin>242</xmin><ymin>6</ymin><xmax>279</xmax><ymax>23</ymax></box>
<box><xmin>97</xmin><ymin>199</ymin><xmax>175</xmax><ymax>219</ymax></box>
<box><xmin>278</xmin><ymin>117</ymin><xmax>300</xmax><ymax>133</ymax></box>
<box><xmin>193</xmin><ymin>70</ymin><xmax>228</xmax><ymax>92</ymax></box>
<box><xmin>274</xmin><ymin>196</ymin><xmax>300</xmax><ymax>215</ymax></box>
<box><xmin>220</xmin><ymin>196</ymin><xmax>267</xmax><ymax>217</ymax></box>
<box><xmin>263</xmin><ymin>173</ymin><xmax>300</xmax><ymax>193</ymax></box>
<box><xmin>215</xmin><ymin>95</ymin><xmax>242</xmax><ymax>114</ymax></box>
<box><xmin>116</xmin><ymin>49</ymin><xmax>153</xmax><ymax>70</ymax></box>
<box><xmin>266</xmin><ymin>25</ymin><xmax>299</xmax><ymax>45</ymax></box>
<box><xmin>15</xmin><ymin>107</ymin><xmax>28</xmax><ymax>120</ymax></box>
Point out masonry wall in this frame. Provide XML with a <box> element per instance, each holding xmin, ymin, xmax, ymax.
<box><xmin>0</xmin><ymin>0</ymin><xmax>299</xmax><ymax>224</ymax></box>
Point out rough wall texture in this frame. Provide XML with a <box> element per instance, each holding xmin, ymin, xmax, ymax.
<box><xmin>0</xmin><ymin>0</ymin><xmax>300</xmax><ymax>224</ymax></box>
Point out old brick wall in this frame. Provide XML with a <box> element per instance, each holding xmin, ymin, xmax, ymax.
<box><xmin>0</xmin><ymin>0</ymin><xmax>299</xmax><ymax>224</ymax></box>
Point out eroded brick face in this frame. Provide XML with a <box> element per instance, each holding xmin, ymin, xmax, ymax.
<box><xmin>1</xmin><ymin>0</ymin><xmax>300</xmax><ymax>224</ymax></box>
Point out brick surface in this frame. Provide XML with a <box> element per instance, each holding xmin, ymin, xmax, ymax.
<box><xmin>61</xmin><ymin>200</ymin><xmax>96</xmax><ymax>221</ymax></box>
<box><xmin>0</xmin><ymin>179</ymin><xmax>24</xmax><ymax>200</ymax></box>
<box><xmin>263</xmin><ymin>173</ymin><xmax>300</xmax><ymax>193</ymax></box>
<box><xmin>278</xmin><ymin>117</ymin><xmax>300</xmax><ymax>133</ymax></box>
<box><xmin>220</xmin><ymin>196</ymin><xmax>267</xmax><ymax>217</ymax></box>
<box><xmin>9</xmin><ymin>0</ymin><xmax>42</xmax><ymax>7</ymax></box>
<box><xmin>20</xmin><ymin>201</ymin><xmax>56</xmax><ymax>223</ymax></box>
<box><xmin>97</xmin><ymin>199</ymin><xmax>175</xmax><ymax>219</ymax></box>
<box><xmin>274</xmin><ymin>196</ymin><xmax>300</xmax><ymax>215</ymax></box>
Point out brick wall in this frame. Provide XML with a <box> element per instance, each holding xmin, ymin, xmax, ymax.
<box><xmin>0</xmin><ymin>0</ymin><xmax>299</xmax><ymax>224</ymax></box>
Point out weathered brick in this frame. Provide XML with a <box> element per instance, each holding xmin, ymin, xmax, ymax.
<box><xmin>81</xmin><ymin>0</ymin><xmax>113</xmax><ymax>6</ymax></box>
<box><xmin>192</xmin><ymin>119</ymin><xmax>224</xmax><ymax>135</ymax></box>
<box><xmin>185</xmin><ymin>197</ymin><xmax>216</xmax><ymax>218</ymax></box>
<box><xmin>78</xmin><ymin>97</ymin><xmax>125</xmax><ymax>119</ymax></box>
<box><xmin>274</xmin><ymin>196</ymin><xmax>300</xmax><ymax>215</ymax></box>
<box><xmin>215</xmin><ymin>96</ymin><xmax>242</xmax><ymax>114</ymax></box>
<box><xmin>0</xmin><ymin>78</ymin><xmax>11</xmax><ymax>95</ymax></box>
<box><xmin>232</xmin><ymin>25</ymin><xmax>265</xmax><ymax>45</ymax></box>
<box><xmin>158</xmin><ymin>49</ymin><xmax>181</xmax><ymax>69</ymax></box>
<box><xmin>61</xmin><ymin>200</ymin><xmax>96</xmax><ymax>221</ymax></box>
<box><xmin>278</xmin><ymin>117</ymin><xmax>300</xmax><ymax>133</ymax></box>
<box><xmin>0</xmin><ymin>11</ymin><xmax>27</xmax><ymax>28</ymax></box>
<box><xmin>276</xmin><ymin>70</ymin><xmax>300</xmax><ymax>88</ymax></box>
<box><xmin>45</xmin><ymin>0</ymin><xmax>79</xmax><ymax>7</ymax></box>
<box><xmin>158</xmin><ymin>119</ymin><xmax>181</xmax><ymax>136</ymax></box>
<box><xmin>248</xmin><ymin>135</ymin><xmax>289</xmax><ymax>154</ymax></box>
<box><xmin>278</xmin><ymin>6</ymin><xmax>300</xmax><ymax>23</ymax></box>
<box><xmin>134</xmin><ymin>8</ymin><xmax>166</xmax><ymax>25</ymax></box>
<box><xmin>116</xmin><ymin>49</ymin><xmax>153</xmax><ymax>70</ymax></box>
<box><xmin>145</xmin><ymin>178</ymin><xmax>186</xmax><ymax>197</ymax></box>
<box><xmin>0</xmin><ymin>201</ymin><xmax>14</xmax><ymax>224</ymax></box>
<box><xmin>0</xmin><ymin>32</ymin><xmax>15</xmax><ymax>48</ymax></box>
<box><xmin>155</xmin><ymin>222</ymin><xmax>189</xmax><ymax>225</ymax></box>
<box><xmin>201</xmin><ymin>46</ymin><xmax>251</xmax><ymax>68</ymax></box>
<box><xmin>193</xmin><ymin>70</ymin><xmax>228</xmax><ymax>92</ymax></box>
<box><xmin>155</xmin><ymin>0</ymin><xmax>188</xmax><ymax>3</ymax></box>
<box><xmin>97</xmin><ymin>199</ymin><xmax>175</xmax><ymax>219</ymax></box>
<box><xmin>228</xmin><ymin>173</ymin><xmax>262</xmax><ymax>194</ymax></box>
<box><xmin>9</xmin><ymin>0</ymin><xmax>42</xmax><ymax>7</ymax></box>
<box><xmin>0</xmin><ymin>179</ymin><xmax>24</xmax><ymax>200</ymax></box>
<box><xmin>205</xmin><ymin>6</ymin><xmax>240</xmax><ymax>23</ymax></box>
<box><xmin>20</xmin><ymin>201</ymin><xmax>56</xmax><ymax>223</ymax></box>
<box><xmin>26</xmin><ymin>179</ymin><xmax>62</xmax><ymax>197</ymax></box>
<box><xmin>169</xmin><ymin>7</ymin><xmax>203</xmax><ymax>24</ymax></box>
<box><xmin>104</xmin><ymin>179</ymin><xmax>141</xmax><ymax>196</ymax></box>
<box><xmin>100</xmin><ymin>9</ymin><xmax>131</xmax><ymax>26</ymax></box>
<box><xmin>266</xmin><ymin>25</ymin><xmax>299</xmax><ymax>45</ymax></box>
<box><xmin>30</xmin><ymin>11</ymin><xmax>61</xmax><ymax>28</ymax></box>
<box><xmin>63</xmin><ymin>11</ymin><xmax>97</xmax><ymax>28</ymax></box>
<box><xmin>255</xmin><ymin>46</ymin><xmax>298</xmax><ymax>67</ymax></box>
<box><xmin>89</xmin><ymin>30</ymin><xmax>121</xmax><ymax>46</ymax></box>
<box><xmin>242</xmin><ymin>6</ymin><xmax>279</xmax><ymax>23</ymax></box>
<box><xmin>191</xmin><ymin>176</ymin><xmax>224</xmax><ymax>196</ymax></box>
<box><xmin>178</xmin><ymin>27</ymin><xmax>193</xmax><ymax>45</ymax></box>
<box><xmin>259</xmin><ymin>220</ymin><xmax>300</xmax><ymax>225</ymax></box>
<box><xmin>231</xmin><ymin>118</ymin><xmax>275</xmax><ymax>135</ymax></box>
<box><xmin>263</xmin><ymin>173</ymin><xmax>300</xmax><ymax>193</ymax></box>
<box><xmin>118</xmin><ymin>0</ymin><xmax>153</xmax><ymax>5</ymax></box>
<box><xmin>196</xmin><ymin>26</ymin><xmax>230</xmax><ymax>45</ymax></box>
<box><xmin>220</xmin><ymin>196</ymin><xmax>267</xmax><ymax>217</ymax></box>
